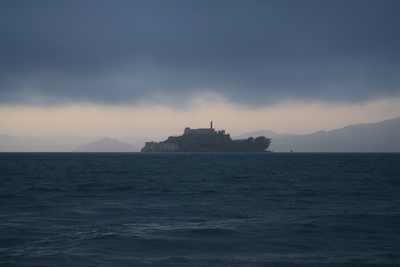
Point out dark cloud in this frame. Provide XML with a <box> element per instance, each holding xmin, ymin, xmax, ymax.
<box><xmin>1</xmin><ymin>0</ymin><xmax>399</xmax><ymax>107</ymax></box>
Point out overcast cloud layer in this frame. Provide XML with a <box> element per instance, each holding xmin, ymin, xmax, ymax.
<box><xmin>1</xmin><ymin>0</ymin><xmax>399</xmax><ymax>107</ymax></box>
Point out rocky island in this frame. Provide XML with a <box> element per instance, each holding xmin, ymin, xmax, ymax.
<box><xmin>141</xmin><ymin>122</ymin><xmax>271</xmax><ymax>152</ymax></box>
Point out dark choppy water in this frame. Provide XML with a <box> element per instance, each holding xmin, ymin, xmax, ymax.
<box><xmin>0</xmin><ymin>153</ymin><xmax>399</xmax><ymax>266</ymax></box>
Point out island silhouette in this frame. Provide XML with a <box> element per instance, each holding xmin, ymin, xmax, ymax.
<box><xmin>141</xmin><ymin>122</ymin><xmax>271</xmax><ymax>152</ymax></box>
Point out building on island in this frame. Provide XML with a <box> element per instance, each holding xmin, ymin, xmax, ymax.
<box><xmin>141</xmin><ymin>121</ymin><xmax>271</xmax><ymax>152</ymax></box>
<box><xmin>183</xmin><ymin>121</ymin><xmax>226</xmax><ymax>135</ymax></box>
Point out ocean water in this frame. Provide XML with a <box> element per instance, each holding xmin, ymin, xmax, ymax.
<box><xmin>0</xmin><ymin>153</ymin><xmax>399</xmax><ymax>266</ymax></box>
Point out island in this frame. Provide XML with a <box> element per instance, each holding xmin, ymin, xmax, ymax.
<box><xmin>141</xmin><ymin>122</ymin><xmax>271</xmax><ymax>152</ymax></box>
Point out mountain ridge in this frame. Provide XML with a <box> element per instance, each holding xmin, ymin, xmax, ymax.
<box><xmin>1</xmin><ymin>117</ymin><xmax>399</xmax><ymax>152</ymax></box>
<box><xmin>75</xmin><ymin>137</ymin><xmax>138</xmax><ymax>152</ymax></box>
<box><xmin>268</xmin><ymin>117</ymin><xmax>400</xmax><ymax>152</ymax></box>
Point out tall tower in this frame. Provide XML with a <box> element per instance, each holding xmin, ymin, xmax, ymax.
<box><xmin>210</xmin><ymin>121</ymin><xmax>213</xmax><ymax>129</ymax></box>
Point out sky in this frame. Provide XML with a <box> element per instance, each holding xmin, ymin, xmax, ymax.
<box><xmin>1</xmin><ymin>0</ymin><xmax>400</xmax><ymax>140</ymax></box>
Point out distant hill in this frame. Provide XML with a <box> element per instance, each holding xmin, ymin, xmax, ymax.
<box><xmin>75</xmin><ymin>137</ymin><xmax>138</xmax><ymax>152</ymax></box>
<box><xmin>1</xmin><ymin>117</ymin><xmax>399</xmax><ymax>152</ymax></box>
<box><xmin>0</xmin><ymin>135</ymin><xmax>96</xmax><ymax>152</ymax></box>
<box><xmin>0</xmin><ymin>135</ymin><xmax>139</xmax><ymax>152</ymax></box>
<box><xmin>269</xmin><ymin>117</ymin><xmax>400</xmax><ymax>152</ymax></box>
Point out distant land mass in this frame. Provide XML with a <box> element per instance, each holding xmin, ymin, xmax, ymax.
<box><xmin>1</xmin><ymin>117</ymin><xmax>399</xmax><ymax>152</ymax></box>
<box><xmin>0</xmin><ymin>135</ymin><xmax>96</xmax><ymax>152</ymax></box>
<box><xmin>141</xmin><ymin>123</ymin><xmax>271</xmax><ymax>152</ymax></box>
<box><xmin>266</xmin><ymin>117</ymin><xmax>400</xmax><ymax>152</ymax></box>
<box><xmin>75</xmin><ymin>137</ymin><xmax>138</xmax><ymax>152</ymax></box>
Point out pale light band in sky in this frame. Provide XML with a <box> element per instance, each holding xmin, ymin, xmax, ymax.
<box><xmin>1</xmin><ymin>96</ymin><xmax>399</xmax><ymax>140</ymax></box>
